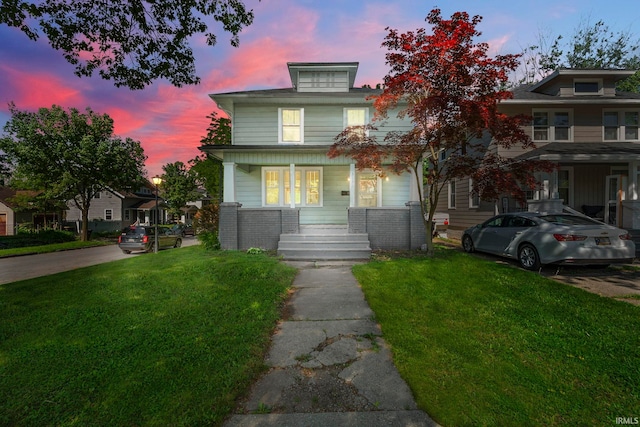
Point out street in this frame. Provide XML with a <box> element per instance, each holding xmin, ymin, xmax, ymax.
<box><xmin>0</xmin><ymin>237</ymin><xmax>200</xmax><ymax>284</ymax></box>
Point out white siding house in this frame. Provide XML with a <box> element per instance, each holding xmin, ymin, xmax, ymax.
<box><xmin>202</xmin><ymin>62</ymin><xmax>425</xmax><ymax>256</ymax></box>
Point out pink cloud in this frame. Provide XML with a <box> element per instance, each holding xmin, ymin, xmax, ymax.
<box><xmin>0</xmin><ymin>64</ymin><xmax>85</xmax><ymax>109</ymax></box>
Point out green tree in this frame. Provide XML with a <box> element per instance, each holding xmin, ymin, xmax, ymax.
<box><xmin>160</xmin><ymin>161</ymin><xmax>200</xmax><ymax>219</ymax></box>
<box><xmin>0</xmin><ymin>103</ymin><xmax>147</xmax><ymax>240</ymax></box>
<box><xmin>518</xmin><ymin>19</ymin><xmax>640</xmax><ymax>91</ymax></box>
<box><xmin>0</xmin><ymin>1</ymin><xmax>258</xmax><ymax>90</ymax></box>
<box><xmin>190</xmin><ymin>111</ymin><xmax>232</xmax><ymax>201</ymax></box>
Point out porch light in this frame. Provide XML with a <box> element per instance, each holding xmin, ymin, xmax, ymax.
<box><xmin>152</xmin><ymin>175</ymin><xmax>163</xmax><ymax>253</ymax></box>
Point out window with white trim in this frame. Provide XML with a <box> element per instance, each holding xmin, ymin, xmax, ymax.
<box><xmin>278</xmin><ymin>108</ymin><xmax>304</xmax><ymax>143</ymax></box>
<box><xmin>344</xmin><ymin>108</ymin><xmax>369</xmax><ymax>138</ymax></box>
<box><xmin>533</xmin><ymin>109</ymin><xmax>572</xmax><ymax>141</ymax></box>
<box><xmin>468</xmin><ymin>178</ymin><xmax>479</xmax><ymax>208</ymax></box>
<box><xmin>603</xmin><ymin>109</ymin><xmax>640</xmax><ymax>141</ymax></box>
<box><xmin>105</xmin><ymin>209</ymin><xmax>113</xmax><ymax>220</ymax></box>
<box><xmin>448</xmin><ymin>180</ymin><xmax>456</xmax><ymax>209</ymax></box>
<box><xmin>262</xmin><ymin>167</ymin><xmax>322</xmax><ymax>207</ymax></box>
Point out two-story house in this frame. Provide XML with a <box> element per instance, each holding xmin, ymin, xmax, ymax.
<box><xmin>441</xmin><ymin>69</ymin><xmax>640</xmax><ymax>248</ymax></box>
<box><xmin>203</xmin><ymin>62</ymin><xmax>426</xmax><ymax>259</ymax></box>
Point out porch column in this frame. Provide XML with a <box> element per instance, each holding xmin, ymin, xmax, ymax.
<box><xmin>223</xmin><ymin>162</ymin><xmax>237</xmax><ymax>203</ymax></box>
<box><xmin>349</xmin><ymin>164</ymin><xmax>356</xmax><ymax>207</ymax></box>
<box><xmin>289</xmin><ymin>163</ymin><xmax>296</xmax><ymax>208</ymax></box>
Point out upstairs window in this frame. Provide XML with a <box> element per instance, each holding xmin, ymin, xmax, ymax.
<box><xmin>603</xmin><ymin>110</ymin><xmax>640</xmax><ymax>141</ymax></box>
<box><xmin>344</xmin><ymin>108</ymin><xmax>369</xmax><ymax>138</ymax></box>
<box><xmin>279</xmin><ymin>108</ymin><xmax>304</xmax><ymax>144</ymax></box>
<box><xmin>533</xmin><ymin>110</ymin><xmax>572</xmax><ymax>141</ymax></box>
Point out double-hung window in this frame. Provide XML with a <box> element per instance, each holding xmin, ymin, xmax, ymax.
<box><xmin>532</xmin><ymin>109</ymin><xmax>572</xmax><ymax>141</ymax></box>
<box><xmin>603</xmin><ymin>110</ymin><xmax>640</xmax><ymax>141</ymax></box>
<box><xmin>448</xmin><ymin>180</ymin><xmax>456</xmax><ymax>209</ymax></box>
<box><xmin>263</xmin><ymin>167</ymin><xmax>322</xmax><ymax>207</ymax></box>
<box><xmin>279</xmin><ymin>108</ymin><xmax>304</xmax><ymax>144</ymax></box>
<box><xmin>105</xmin><ymin>209</ymin><xmax>113</xmax><ymax>220</ymax></box>
<box><xmin>468</xmin><ymin>178</ymin><xmax>479</xmax><ymax>208</ymax></box>
<box><xmin>344</xmin><ymin>108</ymin><xmax>369</xmax><ymax>139</ymax></box>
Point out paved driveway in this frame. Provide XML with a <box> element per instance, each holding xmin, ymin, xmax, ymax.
<box><xmin>0</xmin><ymin>237</ymin><xmax>200</xmax><ymax>285</ymax></box>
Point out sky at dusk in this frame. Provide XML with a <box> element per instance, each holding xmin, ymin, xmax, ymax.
<box><xmin>1</xmin><ymin>0</ymin><xmax>639</xmax><ymax>177</ymax></box>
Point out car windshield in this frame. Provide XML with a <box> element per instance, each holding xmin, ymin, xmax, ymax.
<box><xmin>539</xmin><ymin>215</ymin><xmax>601</xmax><ymax>226</ymax></box>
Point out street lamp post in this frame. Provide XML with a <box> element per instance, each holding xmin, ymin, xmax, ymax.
<box><xmin>151</xmin><ymin>176</ymin><xmax>163</xmax><ymax>253</ymax></box>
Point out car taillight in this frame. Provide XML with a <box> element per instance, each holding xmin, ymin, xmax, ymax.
<box><xmin>143</xmin><ymin>235</ymin><xmax>149</xmax><ymax>243</ymax></box>
<box><xmin>553</xmin><ymin>234</ymin><xmax>587</xmax><ymax>241</ymax></box>
<box><xmin>619</xmin><ymin>233</ymin><xmax>632</xmax><ymax>241</ymax></box>
<box><xmin>118</xmin><ymin>235</ymin><xmax>122</xmax><ymax>243</ymax></box>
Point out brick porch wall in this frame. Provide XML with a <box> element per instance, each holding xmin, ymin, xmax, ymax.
<box><xmin>219</xmin><ymin>202</ymin><xmax>426</xmax><ymax>251</ymax></box>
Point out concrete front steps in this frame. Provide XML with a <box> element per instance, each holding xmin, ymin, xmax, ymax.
<box><xmin>277</xmin><ymin>225</ymin><xmax>371</xmax><ymax>260</ymax></box>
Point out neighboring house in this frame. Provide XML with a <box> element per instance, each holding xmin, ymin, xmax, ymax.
<box><xmin>0</xmin><ymin>187</ymin><xmax>60</xmax><ymax>235</ymax></box>
<box><xmin>0</xmin><ymin>187</ymin><xmax>21</xmax><ymax>236</ymax></box>
<box><xmin>202</xmin><ymin>62</ymin><xmax>425</xmax><ymax>258</ymax></box>
<box><xmin>178</xmin><ymin>190</ymin><xmax>211</xmax><ymax>225</ymax></box>
<box><xmin>440</xmin><ymin>69</ymin><xmax>640</xmax><ymax>246</ymax></box>
<box><xmin>65</xmin><ymin>182</ymin><xmax>166</xmax><ymax>233</ymax></box>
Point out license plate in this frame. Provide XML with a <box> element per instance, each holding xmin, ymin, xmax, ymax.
<box><xmin>594</xmin><ymin>237</ymin><xmax>610</xmax><ymax>246</ymax></box>
<box><xmin>127</xmin><ymin>238</ymin><xmax>136</xmax><ymax>242</ymax></box>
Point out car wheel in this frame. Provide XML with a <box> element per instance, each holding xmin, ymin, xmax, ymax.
<box><xmin>462</xmin><ymin>235</ymin><xmax>475</xmax><ymax>253</ymax></box>
<box><xmin>174</xmin><ymin>238</ymin><xmax>182</xmax><ymax>248</ymax></box>
<box><xmin>122</xmin><ymin>250</ymin><xmax>131</xmax><ymax>254</ymax></box>
<box><xmin>518</xmin><ymin>243</ymin><xmax>541</xmax><ymax>271</ymax></box>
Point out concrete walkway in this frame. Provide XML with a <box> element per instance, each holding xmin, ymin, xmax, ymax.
<box><xmin>224</xmin><ymin>261</ymin><xmax>438</xmax><ymax>427</ymax></box>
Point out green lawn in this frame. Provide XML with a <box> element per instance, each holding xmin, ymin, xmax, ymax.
<box><xmin>355</xmin><ymin>248</ymin><xmax>640</xmax><ymax>426</ymax></box>
<box><xmin>0</xmin><ymin>247</ymin><xmax>296</xmax><ymax>426</ymax></box>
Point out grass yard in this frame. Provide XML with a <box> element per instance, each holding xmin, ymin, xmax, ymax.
<box><xmin>0</xmin><ymin>247</ymin><xmax>296</xmax><ymax>426</ymax></box>
<box><xmin>355</xmin><ymin>248</ymin><xmax>640</xmax><ymax>426</ymax></box>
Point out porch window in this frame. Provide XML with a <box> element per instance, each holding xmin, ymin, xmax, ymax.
<box><xmin>533</xmin><ymin>109</ymin><xmax>572</xmax><ymax>141</ymax></box>
<box><xmin>344</xmin><ymin>108</ymin><xmax>369</xmax><ymax>138</ymax></box>
<box><xmin>448</xmin><ymin>180</ymin><xmax>456</xmax><ymax>209</ymax></box>
<box><xmin>124</xmin><ymin>209</ymin><xmax>130</xmax><ymax>221</ymax></box>
<box><xmin>279</xmin><ymin>108</ymin><xmax>304</xmax><ymax>143</ymax></box>
<box><xmin>603</xmin><ymin>110</ymin><xmax>640</xmax><ymax>141</ymax></box>
<box><xmin>263</xmin><ymin>167</ymin><xmax>322</xmax><ymax>207</ymax></box>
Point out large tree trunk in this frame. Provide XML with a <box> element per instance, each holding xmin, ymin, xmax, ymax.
<box><xmin>81</xmin><ymin>207</ymin><xmax>90</xmax><ymax>241</ymax></box>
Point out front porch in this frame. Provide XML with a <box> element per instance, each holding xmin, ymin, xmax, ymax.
<box><xmin>219</xmin><ymin>202</ymin><xmax>427</xmax><ymax>259</ymax></box>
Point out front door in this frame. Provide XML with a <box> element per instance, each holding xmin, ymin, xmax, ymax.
<box><xmin>605</xmin><ymin>175</ymin><xmax>626</xmax><ymax>226</ymax></box>
<box><xmin>357</xmin><ymin>172</ymin><xmax>379</xmax><ymax>207</ymax></box>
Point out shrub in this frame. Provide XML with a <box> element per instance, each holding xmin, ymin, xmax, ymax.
<box><xmin>197</xmin><ymin>231</ymin><xmax>220</xmax><ymax>250</ymax></box>
<box><xmin>0</xmin><ymin>229</ymin><xmax>76</xmax><ymax>249</ymax></box>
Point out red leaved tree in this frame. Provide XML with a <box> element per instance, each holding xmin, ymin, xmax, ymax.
<box><xmin>329</xmin><ymin>9</ymin><xmax>554</xmax><ymax>255</ymax></box>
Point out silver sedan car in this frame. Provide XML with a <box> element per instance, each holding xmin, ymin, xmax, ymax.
<box><xmin>461</xmin><ymin>212</ymin><xmax>636</xmax><ymax>270</ymax></box>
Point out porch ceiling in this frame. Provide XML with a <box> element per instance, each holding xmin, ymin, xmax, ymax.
<box><xmin>516</xmin><ymin>142</ymin><xmax>640</xmax><ymax>162</ymax></box>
